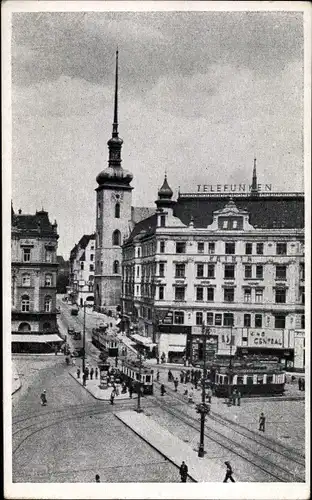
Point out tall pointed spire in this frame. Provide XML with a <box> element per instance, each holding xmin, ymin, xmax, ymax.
<box><xmin>112</xmin><ymin>49</ymin><xmax>119</xmax><ymax>138</ymax></box>
<box><xmin>250</xmin><ymin>157</ymin><xmax>258</xmax><ymax>195</ymax></box>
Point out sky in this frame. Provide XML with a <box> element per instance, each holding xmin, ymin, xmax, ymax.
<box><xmin>11</xmin><ymin>9</ymin><xmax>304</xmax><ymax>258</ymax></box>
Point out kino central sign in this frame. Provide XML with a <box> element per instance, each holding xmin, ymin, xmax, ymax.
<box><xmin>197</xmin><ymin>183</ymin><xmax>272</xmax><ymax>193</ymax></box>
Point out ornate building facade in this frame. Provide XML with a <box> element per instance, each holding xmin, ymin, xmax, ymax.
<box><xmin>121</xmin><ymin>171</ymin><xmax>305</xmax><ymax>370</ymax></box>
<box><xmin>68</xmin><ymin>233</ymin><xmax>96</xmax><ymax>306</ymax></box>
<box><xmin>11</xmin><ymin>207</ymin><xmax>62</xmax><ymax>353</ymax></box>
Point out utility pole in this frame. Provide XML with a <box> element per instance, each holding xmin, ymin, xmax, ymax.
<box><xmin>82</xmin><ymin>301</ymin><xmax>86</xmax><ymax>374</ymax></box>
<box><xmin>228</xmin><ymin>320</ymin><xmax>234</xmax><ymax>405</ymax></box>
<box><xmin>136</xmin><ymin>351</ymin><xmax>143</xmax><ymax>413</ymax></box>
<box><xmin>198</xmin><ymin>322</ymin><xmax>208</xmax><ymax>457</ymax></box>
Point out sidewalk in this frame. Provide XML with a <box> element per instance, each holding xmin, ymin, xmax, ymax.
<box><xmin>68</xmin><ymin>365</ymin><xmax>138</xmax><ymax>401</ymax></box>
<box><xmin>115</xmin><ymin>410</ymin><xmax>231</xmax><ymax>482</ymax></box>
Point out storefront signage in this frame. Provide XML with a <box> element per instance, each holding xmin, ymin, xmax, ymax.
<box><xmin>248</xmin><ymin>329</ymin><xmax>284</xmax><ymax>347</ymax></box>
<box><xmin>197</xmin><ymin>183</ymin><xmax>272</xmax><ymax>193</ymax></box>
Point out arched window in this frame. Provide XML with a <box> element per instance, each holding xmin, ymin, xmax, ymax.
<box><xmin>44</xmin><ymin>295</ymin><xmax>52</xmax><ymax>312</ymax></box>
<box><xmin>112</xmin><ymin>229</ymin><xmax>121</xmax><ymax>246</ymax></box>
<box><xmin>21</xmin><ymin>295</ymin><xmax>30</xmax><ymax>312</ymax></box>
<box><xmin>115</xmin><ymin>203</ymin><xmax>120</xmax><ymax>218</ymax></box>
<box><xmin>113</xmin><ymin>260</ymin><xmax>120</xmax><ymax>274</ymax></box>
<box><xmin>45</xmin><ymin>274</ymin><xmax>52</xmax><ymax>286</ymax></box>
<box><xmin>18</xmin><ymin>322</ymin><xmax>31</xmax><ymax>332</ymax></box>
<box><xmin>43</xmin><ymin>322</ymin><xmax>51</xmax><ymax>332</ymax></box>
<box><xmin>22</xmin><ymin>273</ymin><xmax>31</xmax><ymax>287</ymax></box>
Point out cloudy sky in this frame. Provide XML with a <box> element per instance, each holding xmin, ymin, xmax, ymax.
<box><xmin>11</xmin><ymin>9</ymin><xmax>304</xmax><ymax>257</ymax></box>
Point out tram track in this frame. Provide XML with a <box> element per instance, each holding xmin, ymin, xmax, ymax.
<box><xmin>153</xmin><ymin>395</ymin><xmax>305</xmax><ymax>482</ymax></box>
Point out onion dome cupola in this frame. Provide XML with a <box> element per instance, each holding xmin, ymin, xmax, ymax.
<box><xmin>155</xmin><ymin>174</ymin><xmax>175</xmax><ymax>209</ymax></box>
<box><xmin>96</xmin><ymin>50</ymin><xmax>133</xmax><ymax>188</ymax></box>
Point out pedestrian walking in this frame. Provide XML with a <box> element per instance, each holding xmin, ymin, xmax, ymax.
<box><xmin>82</xmin><ymin>373</ymin><xmax>87</xmax><ymax>386</ymax></box>
<box><xmin>72</xmin><ymin>357</ymin><xmax>76</xmax><ymax>367</ymax></box>
<box><xmin>85</xmin><ymin>366</ymin><xmax>89</xmax><ymax>380</ymax></box>
<box><xmin>223</xmin><ymin>461</ymin><xmax>235</xmax><ymax>483</ymax></box>
<box><xmin>95</xmin><ymin>474</ymin><xmax>100</xmax><ymax>483</ymax></box>
<box><xmin>110</xmin><ymin>390</ymin><xmax>115</xmax><ymax>405</ymax></box>
<box><xmin>179</xmin><ymin>461</ymin><xmax>188</xmax><ymax>483</ymax></box>
<box><xmin>298</xmin><ymin>377</ymin><xmax>302</xmax><ymax>391</ymax></box>
<box><xmin>302</xmin><ymin>378</ymin><xmax>305</xmax><ymax>391</ymax></box>
<box><xmin>129</xmin><ymin>384</ymin><xmax>133</xmax><ymax>399</ymax></box>
<box><xmin>77</xmin><ymin>368</ymin><xmax>81</xmax><ymax>379</ymax></box>
<box><xmin>95</xmin><ymin>367</ymin><xmax>98</xmax><ymax>379</ymax></box>
<box><xmin>54</xmin><ymin>346</ymin><xmax>58</xmax><ymax>356</ymax></box>
<box><xmin>174</xmin><ymin>378</ymin><xmax>179</xmax><ymax>392</ymax></box>
<box><xmin>232</xmin><ymin>388</ymin><xmax>237</xmax><ymax>406</ymax></box>
<box><xmin>90</xmin><ymin>367</ymin><xmax>94</xmax><ymax>380</ymax></box>
<box><xmin>180</xmin><ymin>371</ymin><xmax>184</xmax><ymax>384</ymax></box>
<box><xmin>237</xmin><ymin>390</ymin><xmax>241</xmax><ymax>406</ymax></box>
<box><xmin>259</xmin><ymin>412</ymin><xmax>266</xmax><ymax>432</ymax></box>
<box><xmin>206</xmin><ymin>387</ymin><xmax>212</xmax><ymax>404</ymax></box>
<box><xmin>168</xmin><ymin>370</ymin><xmax>173</xmax><ymax>382</ymax></box>
<box><xmin>160</xmin><ymin>384</ymin><xmax>166</xmax><ymax>396</ymax></box>
<box><xmin>40</xmin><ymin>390</ymin><xmax>47</xmax><ymax>406</ymax></box>
<box><xmin>156</xmin><ymin>370</ymin><xmax>160</xmax><ymax>382</ymax></box>
<box><xmin>188</xmin><ymin>388</ymin><xmax>194</xmax><ymax>403</ymax></box>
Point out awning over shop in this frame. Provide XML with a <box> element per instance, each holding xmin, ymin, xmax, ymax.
<box><xmin>168</xmin><ymin>345</ymin><xmax>185</xmax><ymax>352</ymax></box>
<box><xmin>12</xmin><ymin>334</ymin><xmax>64</xmax><ymax>343</ymax></box>
<box><xmin>131</xmin><ymin>333</ymin><xmax>156</xmax><ymax>347</ymax></box>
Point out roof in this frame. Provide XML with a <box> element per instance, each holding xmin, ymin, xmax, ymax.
<box><xmin>174</xmin><ymin>194</ymin><xmax>304</xmax><ymax>229</ymax></box>
<box><xmin>12</xmin><ymin>210</ymin><xmax>57</xmax><ymax>235</ymax></box>
<box><xmin>131</xmin><ymin>206</ymin><xmax>155</xmax><ymax>224</ymax></box>
<box><xmin>70</xmin><ymin>233</ymin><xmax>95</xmax><ymax>261</ymax></box>
<box><xmin>126</xmin><ymin>213</ymin><xmax>157</xmax><ymax>243</ymax></box>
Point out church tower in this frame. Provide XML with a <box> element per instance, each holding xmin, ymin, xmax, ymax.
<box><xmin>94</xmin><ymin>50</ymin><xmax>133</xmax><ymax>310</ymax></box>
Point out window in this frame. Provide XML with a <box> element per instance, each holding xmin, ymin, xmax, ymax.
<box><xmin>276</xmin><ymin>243</ymin><xmax>287</xmax><ymax>255</ymax></box>
<box><xmin>160</xmin><ymin>215</ymin><xmax>166</xmax><ymax>227</ymax></box>
<box><xmin>160</xmin><ymin>241</ymin><xmax>165</xmax><ymax>253</ymax></box>
<box><xmin>45</xmin><ymin>274</ymin><xmax>52</xmax><ymax>286</ymax></box>
<box><xmin>224</xmin><ymin>264</ymin><xmax>235</xmax><ymax>279</ymax></box>
<box><xmin>197</xmin><ymin>242</ymin><xmax>204</xmax><ymax>253</ymax></box>
<box><xmin>244</xmin><ymin>314</ymin><xmax>251</xmax><ymax>327</ymax></box>
<box><xmin>90</xmin><ymin>254</ymin><xmax>94</xmax><ymax>261</ymax></box>
<box><xmin>300</xmin><ymin>263</ymin><xmax>305</xmax><ymax>280</ymax></box>
<box><xmin>223</xmin><ymin>220</ymin><xmax>229</xmax><ymax>229</ymax></box>
<box><xmin>255</xmin><ymin>314</ymin><xmax>262</xmax><ymax>327</ymax></box>
<box><xmin>138</xmin><ymin>248</ymin><xmax>141</xmax><ymax>257</ymax></box>
<box><xmin>197</xmin><ymin>264</ymin><xmax>204</xmax><ymax>278</ymax></box>
<box><xmin>159</xmin><ymin>263</ymin><xmax>165</xmax><ymax>277</ymax></box>
<box><xmin>276</xmin><ymin>265</ymin><xmax>287</xmax><ymax>280</ymax></box>
<box><xmin>44</xmin><ymin>296</ymin><xmax>52</xmax><ymax>312</ymax></box>
<box><xmin>247</xmin><ymin>376</ymin><xmax>253</xmax><ymax>386</ymax></box>
<box><xmin>22</xmin><ymin>274</ymin><xmax>31</xmax><ymax>286</ymax></box>
<box><xmin>207</xmin><ymin>264</ymin><xmax>215</xmax><ymax>279</ymax></box>
<box><xmin>176</xmin><ymin>242</ymin><xmax>186</xmax><ymax>254</ymax></box>
<box><xmin>275</xmin><ymin>314</ymin><xmax>286</xmax><ymax>329</ymax></box>
<box><xmin>224</xmin><ymin>313</ymin><xmax>234</xmax><ymax>327</ymax></box>
<box><xmin>256</xmin><ymin>265</ymin><xmax>263</xmax><ymax>279</ymax></box>
<box><xmin>113</xmin><ymin>261</ymin><xmax>119</xmax><ymax>274</ymax></box>
<box><xmin>224</xmin><ymin>287</ymin><xmax>234</xmax><ymax>302</ymax></box>
<box><xmin>244</xmin><ymin>265</ymin><xmax>252</xmax><ymax>279</ymax></box>
<box><xmin>115</xmin><ymin>203</ymin><xmax>120</xmax><ymax>218</ymax></box>
<box><xmin>196</xmin><ymin>287</ymin><xmax>204</xmax><ymax>301</ymax></box>
<box><xmin>244</xmin><ymin>288</ymin><xmax>252</xmax><ymax>303</ymax></box>
<box><xmin>175</xmin><ymin>287</ymin><xmax>185</xmax><ymax>301</ymax></box>
<box><xmin>21</xmin><ymin>294</ymin><xmax>30</xmax><ymax>312</ymax></box>
<box><xmin>137</xmin><ymin>266</ymin><xmax>140</xmax><ymax>277</ymax></box>
<box><xmin>267</xmin><ymin>375</ymin><xmax>274</xmax><ymax>384</ymax></box>
<box><xmin>257</xmin><ymin>375</ymin><xmax>264</xmax><ymax>385</ymax></box>
<box><xmin>89</xmin><ymin>264</ymin><xmax>94</xmax><ymax>272</ymax></box>
<box><xmin>175</xmin><ymin>263</ymin><xmax>185</xmax><ymax>278</ymax></box>
<box><xmin>174</xmin><ymin>311</ymin><xmax>184</xmax><ymax>324</ymax></box>
<box><xmin>80</xmin><ymin>262</ymin><xmax>84</xmax><ymax>270</ymax></box>
<box><xmin>299</xmin><ymin>287</ymin><xmax>305</xmax><ymax>304</ymax></box>
<box><xmin>232</xmin><ymin>220</ymin><xmax>238</xmax><ymax>229</ymax></box>
<box><xmin>196</xmin><ymin>312</ymin><xmax>203</xmax><ymax>325</ymax></box>
<box><xmin>45</xmin><ymin>250</ymin><xmax>53</xmax><ymax>262</ymax></box>
<box><xmin>18</xmin><ymin>322</ymin><xmax>31</xmax><ymax>332</ymax></box>
<box><xmin>112</xmin><ymin>230</ymin><xmax>121</xmax><ymax>246</ymax></box>
<box><xmin>23</xmin><ymin>248</ymin><xmax>31</xmax><ymax>262</ymax></box>
<box><xmin>159</xmin><ymin>286</ymin><xmax>164</xmax><ymax>300</ymax></box>
<box><xmin>256</xmin><ymin>243</ymin><xmax>264</xmax><ymax>255</ymax></box>
<box><xmin>255</xmin><ymin>288</ymin><xmax>263</xmax><ymax>303</ymax></box>
<box><xmin>301</xmin><ymin>314</ymin><xmax>305</xmax><ymax>329</ymax></box>
<box><xmin>275</xmin><ymin>288</ymin><xmax>286</xmax><ymax>304</ymax></box>
<box><xmin>207</xmin><ymin>287</ymin><xmax>214</xmax><ymax>302</ymax></box>
<box><xmin>245</xmin><ymin>243</ymin><xmax>252</xmax><ymax>255</ymax></box>
<box><xmin>91</xmin><ymin>244</ymin><xmax>94</xmax><ymax>250</ymax></box>
<box><xmin>206</xmin><ymin>312</ymin><xmax>214</xmax><ymax>325</ymax></box>
<box><xmin>97</xmin><ymin>202</ymin><xmax>101</xmax><ymax>218</ymax></box>
<box><xmin>215</xmin><ymin>313</ymin><xmax>222</xmax><ymax>326</ymax></box>
<box><xmin>208</xmin><ymin>242</ymin><xmax>215</xmax><ymax>254</ymax></box>
<box><xmin>225</xmin><ymin>242</ymin><xmax>235</xmax><ymax>254</ymax></box>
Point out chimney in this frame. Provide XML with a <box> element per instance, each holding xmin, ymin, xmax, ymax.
<box><xmin>18</xmin><ymin>209</ymin><xmax>22</xmax><ymax>214</ymax></box>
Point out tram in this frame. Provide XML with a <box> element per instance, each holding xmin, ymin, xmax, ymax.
<box><xmin>119</xmin><ymin>359</ymin><xmax>154</xmax><ymax>395</ymax></box>
<box><xmin>211</xmin><ymin>356</ymin><xmax>286</xmax><ymax>397</ymax></box>
<box><xmin>92</xmin><ymin>325</ymin><xmax>119</xmax><ymax>357</ymax></box>
<box><xmin>71</xmin><ymin>330</ymin><xmax>84</xmax><ymax>357</ymax></box>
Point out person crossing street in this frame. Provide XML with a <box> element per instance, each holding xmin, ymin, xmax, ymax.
<box><xmin>259</xmin><ymin>412</ymin><xmax>266</xmax><ymax>432</ymax></box>
<box><xmin>223</xmin><ymin>461</ymin><xmax>235</xmax><ymax>482</ymax></box>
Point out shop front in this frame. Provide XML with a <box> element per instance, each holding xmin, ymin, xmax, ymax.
<box><xmin>158</xmin><ymin>325</ymin><xmax>190</xmax><ymax>364</ymax></box>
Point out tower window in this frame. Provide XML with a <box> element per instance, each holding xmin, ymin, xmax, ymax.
<box><xmin>115</xmin><ymin>203</ymin><xmax>120</xmax><ymax>218</ymax></box>
<box><xmin>112</xmin><ymin>230</ymin><xmax>121</xmax><ymax>246</ymax></box>
<box><xmin>97</xmin><ymin>203</ymin><xmax>101</xmax><ymax>219</ymax></box>
<box><xmin>113</xmin><ymin>260</ymin><xmax>120</xmax><ymax>274</ymax></box>
<box><xmin>160</xmin><ymin>215</ymin><xmax>166</xmax><ymax>227</ymax></box>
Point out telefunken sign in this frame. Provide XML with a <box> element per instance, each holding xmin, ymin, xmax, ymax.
<box><xmin>197</xmin><ymin>183</ymin><xmax>272</xmax><ymax>193</ymax></box>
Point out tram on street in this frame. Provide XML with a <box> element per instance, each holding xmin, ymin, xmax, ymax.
<box><xmin>92</xmin><ymin>325</ymin><xmax>119</xmax><ymax>357</ymax></box>
<box><xmin>211</xmin><ymin>356</ymin><xmax>286</xmax><ymax>397</ymax></box>
<box><xmin>71</xmin><ymin>330</ymin><xmax>84</xmax><ymax>357</ymax></box>
<box><xmin>119</xmin><ymin>359</ymin><xmax>154</xmax><ymax>395</ymax></box>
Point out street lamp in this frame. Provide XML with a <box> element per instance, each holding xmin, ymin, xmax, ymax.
<box><xmin>228</xmin><ymin>319</ymin><xmax>234</xmax><ymax>405</ymax></box>
<box><xmin>197</xmin><ymin>322</ymin><xmax>209</xmax><ymax>458</ymax></box>
<box><xmin>136</xmin><ymin>351</ymin><xmax>143</xmax><ymax>413</ymax></box>
<box><xmin>82</xmin><ymin>301</ymin><xmax>86</xmax><ymax>374</ymax></box>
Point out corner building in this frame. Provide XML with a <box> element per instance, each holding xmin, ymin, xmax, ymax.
<box><xmin>11</xmin><ymin>207</ymin><xmax>62</xmax><ymax>353</ymax></box>
<box><xmin>122</xmin><ymin>173</ymin><xmax>305</xmax><ymax>370</ymax></box>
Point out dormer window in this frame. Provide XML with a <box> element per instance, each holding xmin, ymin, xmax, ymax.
<box><xmin>223</xmin><ymin>220</ymin><xmax>228</xmax><ymax>229</ymax></box>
